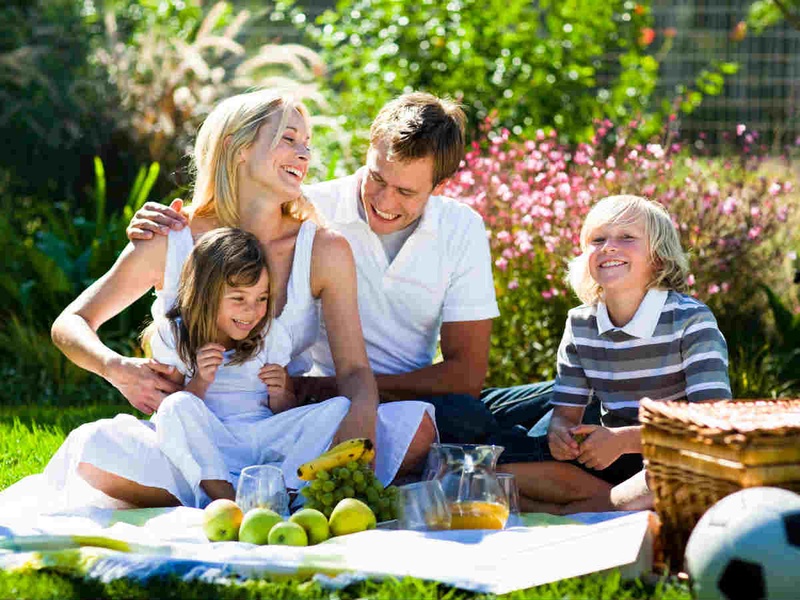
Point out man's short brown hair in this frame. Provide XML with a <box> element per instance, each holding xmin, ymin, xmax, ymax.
<box><xmin>369</xmin><ymin>92</ymin><xmax>466</xmax><ymax>188</ymax></box>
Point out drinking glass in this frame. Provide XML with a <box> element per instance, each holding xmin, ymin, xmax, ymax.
<box><xmin>496</xmin><ymin>473</ymin><xmax>522</xmax><ymax>527</ymax></box>
<box><xmin>396</xmin><ymin>480</ymin><xmax>452</xmax><ymax>531</ymax></box>
<box><xmin>235</xmin><ymin>465</ymin><xmax>290</xmax><ymax>516</ymax></box>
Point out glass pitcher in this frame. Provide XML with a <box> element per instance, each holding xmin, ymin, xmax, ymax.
<box><xmin>424</xmin><ymin>443</ymin><xmax>509</xmax><ymax>530</ymax></box>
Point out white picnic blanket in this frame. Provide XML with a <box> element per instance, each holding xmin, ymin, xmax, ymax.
<box><xmin>0</xmin><ymin>478</ymin><xmax>655</xmax><ymax>595</ymax></box>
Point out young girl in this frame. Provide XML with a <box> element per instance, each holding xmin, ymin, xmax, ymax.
<box><xmin>144</xmin><ymin>226</ymin><xmax>351</xmax><ymax>506</ymax></box>
<box><xmin>504</xmin><ymin>195</ymin><xmax>732</xmax><ymax>513</ymax></box>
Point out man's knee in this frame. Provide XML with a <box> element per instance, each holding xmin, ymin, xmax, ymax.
<box><xmin>423</xmin><ymin>393</ymin><xmax>499</xmax><ymax>443</ymax></box>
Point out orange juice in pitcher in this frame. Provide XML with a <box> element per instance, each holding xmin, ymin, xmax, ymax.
<box><xmin>424</xmin><ymin>444</ymin><xmax>510</xmax><ymax>530</ymax></box>
<box><xmin>449</xmin><ymin>501</ymin><xmax>509</xmax><ymax>530</ymax></box>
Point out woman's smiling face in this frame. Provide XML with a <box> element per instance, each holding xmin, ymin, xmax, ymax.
<box><xmin>586</xmin><ymin>216</ymin><xmax>655</xmax><ymax>297</ymax></box>
<box><xmin>238</xmin><ymin>108</ymin><xmax>311</xmax><ymax>200</ymax></box>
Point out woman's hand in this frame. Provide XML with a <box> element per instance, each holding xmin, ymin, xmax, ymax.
<box><xmin>195</xmin><ymin>343</ymin><xmax>226</xmax><ymax>383</ymax></box>
<box><xmin>570</xmin><ymin>424</ymin><xmax>624</xmax><ymax>471</ymax></box>
<box><xmin>106</xmin><ymin>356</ymin><xmax>183</xmax><ymax>415</ymax></box>
<box><xmin>126</xmin><ymin>199</ymin><xmax>188</xmax><ymax>241</ymax></box>
<box><xmin>259</xmin><ymin>364</ymin><xmax>299</xmax><ymax>413</ymax></box>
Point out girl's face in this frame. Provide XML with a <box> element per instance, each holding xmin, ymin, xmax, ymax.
<box><xmin>215</xmin><ymin>268</ymin><xmax>270</xmax><ymax>348</ymax></box>
<box><xmin>586</xmin><ymin>216</ymin><xmax>654</xmax><ymax>298</ymax></box>
<box><xmin>239</xmin><ymin>108</ymin><xmax>311</xmax><ymax>201</ymax></box>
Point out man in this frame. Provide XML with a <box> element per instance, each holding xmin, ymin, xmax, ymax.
<box><xmin>128</xmin><ymin>92</ymin><xmax>555</xmax><ymax>458</ymax></box>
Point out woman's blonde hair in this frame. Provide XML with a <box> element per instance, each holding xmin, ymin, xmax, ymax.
<box><xmin>567</xmin><ymin>195</ymin><xmax>689</xmax><ymax>305</ymax></box>
<box><xmin>143</xmin><ymin>228</ymin><xmax>274</xmax><ymax>375</ymax></box>
<box><xmin>190</xmin><ymin>89</ymin><xmax>317</xmax><ymax>225</ymax></box>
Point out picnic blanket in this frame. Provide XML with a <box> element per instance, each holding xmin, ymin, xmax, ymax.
<box><xmin>0</xmin><ymin>479</ymin><xmax>656</xmax><ymax>595</ymax></box>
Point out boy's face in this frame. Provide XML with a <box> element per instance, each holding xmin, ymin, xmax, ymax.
<box><xmin>587</xmin><ymin>217</ymin><xmax>655</xmax><ymax>298</ymax></box>
<box><xmin>360</xmin><ymin>140</ymin><xmax>447</xmax><ymax>235</ymax></box>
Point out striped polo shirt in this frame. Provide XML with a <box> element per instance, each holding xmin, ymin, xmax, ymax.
<box><xmin>552</xmin><ymin>288</ymin><xmax>732</xmax><ymax>427</ymax></box>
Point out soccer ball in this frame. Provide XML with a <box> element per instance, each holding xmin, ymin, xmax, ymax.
<box><xmin>684</xmin><ymin>487</ymin><xmax>800</xmax><ymax>600</ymax></box>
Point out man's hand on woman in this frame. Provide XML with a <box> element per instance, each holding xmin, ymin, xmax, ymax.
<box><xmin>105</xmin><ymin>356</ymin><xmax>182</xmax><ymax>415</ymax></box>
<box><xmin>127</xmin><ymin>199</ymin><xmax>188</xmax><ymax>241</ymax></box>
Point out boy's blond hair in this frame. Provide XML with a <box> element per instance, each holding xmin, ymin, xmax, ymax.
<box><xmin>190</xmin><ymin>89</ymin><xmax>317</xmax><ymax>225</ymax></box>
<box><xmin>567</xmin><ymin>195</ymin><xmax>689</xmax><ymax>305</ymax></box>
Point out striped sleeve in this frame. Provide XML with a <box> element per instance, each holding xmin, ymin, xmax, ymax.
<box><xmin>680</xmin><ymin>305</ymin><xmax>732</xmax><ymax>401</ymax></box>
<box><xmin>552</xmin><ymin>316</ymin><xmax>593</xmax><ymax>407</ymax></box>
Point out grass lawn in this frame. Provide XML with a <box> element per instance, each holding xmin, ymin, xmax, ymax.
<box><xmin>0</xmin><ymin>405</ymin><xmax>692</xmax><ymax>600</ymax></box>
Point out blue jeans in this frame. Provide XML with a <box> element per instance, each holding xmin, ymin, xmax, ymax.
<box><xmin>415</xmin><ymin>392</ymin><xmax>544</xmax><ymax>464</ymax></box>
<box><xmin>415</xmin><ymin>382</ymin><xmax>603</xmax><ymax>465</ymax></box>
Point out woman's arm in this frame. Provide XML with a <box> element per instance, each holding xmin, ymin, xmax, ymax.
<box><xmin>310</xmin><ymin>229</ymin><xmax>378</xmax><ymax>445</ymax></box>
<box><xmin>51</xmin><ymin>237</ymin><xmax>181</xmax><ymax>414</ymax></box>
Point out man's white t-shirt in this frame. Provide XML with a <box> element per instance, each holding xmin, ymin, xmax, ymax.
<box><xmin>302</xmin><ymin>169</ymin><xmax>500</xmax><ymax>377</ymax></box>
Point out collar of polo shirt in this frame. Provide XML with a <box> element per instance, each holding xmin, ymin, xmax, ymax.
<box><xmin>330</xmin><ymin>167</ymin><xmax>442</xmax><ymax>236</ymax></box>
<box><xmin>596</xmin><ymin>288</ymin><xmax>669</xmax><ymax>338</ymax></box>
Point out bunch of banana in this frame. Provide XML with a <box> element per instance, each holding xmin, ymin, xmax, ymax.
<box><xmin>297</xmin><ymin>438</ymin><xmax>375</xmax><ymax>481</ymax></box>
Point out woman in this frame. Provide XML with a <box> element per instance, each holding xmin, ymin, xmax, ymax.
<box><xmin>49</xmin><ymin>89</ymin><xmax>436</xmax><ymax>508</ymax></box>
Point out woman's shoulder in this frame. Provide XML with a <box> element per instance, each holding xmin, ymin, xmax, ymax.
<box><xmin>186</xmin><ymin>214</ymin><xmax>220</xmax><ymax>239</ymax></box>
<box><xmin>310</xmin><ymin>224</ymin><xmax>352</xmax><ymax>257</ymax></box>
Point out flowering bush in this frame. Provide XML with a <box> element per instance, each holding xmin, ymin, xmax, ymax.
<box><xmin>445</xmin><ymin>121</ymin><xmax>799</xmax><ymax>387</ymax></box>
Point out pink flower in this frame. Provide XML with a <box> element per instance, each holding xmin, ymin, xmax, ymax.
<box><xmin>495</xmin><ymin>257</ymin><xmax>508</xmax><ymax>271</ymax></box>
<box><xmin>508</xmin><ymin>279</ymin><xmax>519</xmax><ymax>290</ymax></box>
<box><xmin>708</xmin><ymin>284</ymin><xmax>720</xmax><ymax>295</ymax></box>
<box><xmin>721</xmin><ymin>196</ymin><xmax>737</xmax><ymax>215</ymax></box>
<box><xmin>686</xmin><ymin>274</ymin><xmax>696</xmax><ymax>286</ymax></box>
<box><xmin>541</xmin><ymin>289</ymin><xmax>553</xmax><ymax>300</ymax></box>
<box><xmin>736</xmin><ymin>124</ymin><xmax>746</xmax><ymax>136</ymax></box>
<box><xmin>747</xmin><ymin>226</ymin><xmax>762</xmax><ymax>240</ymax></box>
<box><xmin>768</xmin><ymin>182</ymin><xmax>781</xmax><ymax>196</ymax></box>
<box><xmin>646</xmin><ymin>143</ymin><xmax>665</xmax><ymax>159</ymax></box>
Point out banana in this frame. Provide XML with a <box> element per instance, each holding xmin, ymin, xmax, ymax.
<box><xmin>297</xmin><ymin>438</ymin><xmax>375</xmax><ymax>481</ymax></box>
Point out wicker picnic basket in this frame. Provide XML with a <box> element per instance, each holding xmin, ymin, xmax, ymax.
<box><xmin>639</xmin><ymin>397</ymin><xmax>800</xmax><ymax>566</ymax></box>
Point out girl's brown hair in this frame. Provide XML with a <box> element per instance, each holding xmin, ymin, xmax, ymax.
<box><xmin>163</xmin><ymin>228</ymin><xmax>273</xmax><ymax>375</ymax></box>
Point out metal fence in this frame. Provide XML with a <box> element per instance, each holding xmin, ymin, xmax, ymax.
<box><xmin>653</xmin><ymin>0</ymin><xmax>800</xmax><ymax>150</ymax></box>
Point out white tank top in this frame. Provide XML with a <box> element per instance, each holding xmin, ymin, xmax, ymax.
<box><xmin>151</xmin><ymin>221</ymin><xmax>321</xmax><ymax>375</ymax></box>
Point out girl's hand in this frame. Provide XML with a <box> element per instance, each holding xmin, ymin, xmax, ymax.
<box><xmin>571</xmin><ymin>424</ymin><xmax>623</xmax><ymax>471</ymax></box>
<box><xmin>195</xmin><ymin>343</ymin><xmax>226</xmax><ymax>383</ymax></box>
<box><xmin>259</xmin><ymin>364</ymin><xmax>299</xmax><ymax>413</ymax></box>
<box><xmin>107</xmin><ymin>356</ymin><xmax>183</xmax><ymax>415</ymax></box>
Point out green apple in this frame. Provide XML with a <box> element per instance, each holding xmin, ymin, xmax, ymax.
<box><xmin>328</xmin><ymin>498</ymin><xmax>376</xmax><ymax>537</ymax></box>
<box><xmin>239</xmin><ymin>507</ymin><xmax>283</xmax><ymax>545</ymax></box>
<box><xmin>203</xmin><ymin>499</ymin><xmax>244</xmax><ymax>542</ymax></box>
<box><xmin>289</xmin><ymin>508</ymin><xmax>330</xmax><ymax>545</ymax></box>
<box><xmin>267</xmin><ymin>521</ymin><xmax>308</xmax><ymax>546</ymax></box>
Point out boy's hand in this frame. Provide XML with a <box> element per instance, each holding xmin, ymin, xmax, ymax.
<box><xmin>127</xmin><ymin>199</ymin><xmax>188</xmax><ymax>240</ymax></box>
<box><xmin>571</xmin><ymin>424</ymin><xmax>623</xmax><ymax>471</ymax></box>
<box><xmin>259</xmin><ymin>364</ymin><xmax>299</xmax><ymax>413</ymax></box>
<box><xmin>195</xmin><ymin>343</ymin><xmax>226</xmax><ymax>383</ymax></box>
<box><xmin>547</xmin><ymin>420</ymin><xmax>581</xmax><ymax>461</ymax></box>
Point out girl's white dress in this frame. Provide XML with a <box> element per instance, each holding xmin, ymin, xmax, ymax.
<box><xmin>23</xmin><ymin>220</ymin><xmax>435</xmax><ymax>510</ymax></box>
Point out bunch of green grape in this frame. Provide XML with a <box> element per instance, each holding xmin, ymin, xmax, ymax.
<box><xmin>299</xmin><ymin>461</ymin><xmax>399</xmax><ymax>522</ymax></box>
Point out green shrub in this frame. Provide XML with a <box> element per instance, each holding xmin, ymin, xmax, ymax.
<box><xmin>282</xmin><ymin>0</ymin><xmax>658</xmax><ymax>152</ymax></box>
<box><xmin>0</xmin><ymin>159</ymin><xmax>161</xmax><ymax>405</ymax></box>
<box><xmin>0</xmin><ymin>0</ymin><xmax>114</xmax><ymax>199</ymax></box>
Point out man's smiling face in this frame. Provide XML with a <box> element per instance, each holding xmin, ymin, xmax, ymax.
<box><xmin>360</xmin><ymin>141</ymin><xmax>446</xmax><ymax>235</ymax></box>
